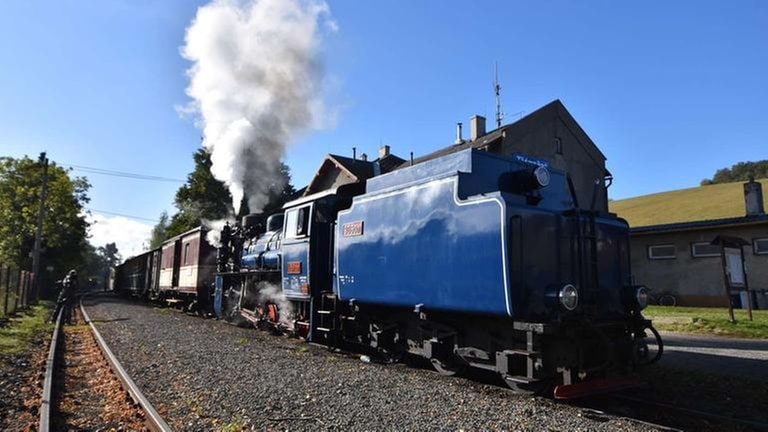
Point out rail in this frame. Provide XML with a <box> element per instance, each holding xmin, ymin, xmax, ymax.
<box><xmin>38</xmin><ymin>300</ymin><xmax>172</xmax><ymax>431</ymax></box>
<box><xmin>38</xmin><ymin>307</ymin><xmax>63</xmax><ymax>432</ymax></box>
<box><xmin>79</xmin><ymin>301</ymin><xmax>173</xmax><ymax>432</ymax></box>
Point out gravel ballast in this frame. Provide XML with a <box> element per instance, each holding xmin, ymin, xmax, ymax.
<box><xmin>83</xmin><ymin>295</ymin><xmax>664</xmax><ymax>431</ymax></box>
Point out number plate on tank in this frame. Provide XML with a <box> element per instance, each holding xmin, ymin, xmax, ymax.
<box><xmin>342</xmin><ymin>221</ymin><xmax>364</xmax><ymax>237</ymax></box>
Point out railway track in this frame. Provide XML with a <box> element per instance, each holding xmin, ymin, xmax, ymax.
<box><xmin>38</xmin><ymin>300</ymin><xmax>172</xmax><ymax>432</ymax></box>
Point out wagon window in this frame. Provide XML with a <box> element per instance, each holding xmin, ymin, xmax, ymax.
<box><xmin>648</xmin><ymin>244</ymin><xmax>676</xmax><ymax>260</ymax></box>
<box><xmin>183</xmin><ymin>243</ymin><xmax>190</xmax><ymax>265</ymax></box>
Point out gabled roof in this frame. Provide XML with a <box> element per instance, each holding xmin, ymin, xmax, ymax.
<box><xmin>328</xmin><ymin>154</ymin><xmax>376</xmax><ymax>179</ymax></box>
<box><xmin>303</xmin><ymin>154</ymin><xmax>376</xmax><ymax>196</ymax></box>
<box><xmin>377</xmin><ymin>153</ymin><xmax>406</xmax><ymax>173</ymax></box>
<box><xmin>401</xmin><ymin>99</ymin><xmax>607</xmax><ymax>170</ymax></box>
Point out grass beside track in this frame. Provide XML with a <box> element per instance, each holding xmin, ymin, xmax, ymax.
<box><xmin>644</xmin><ymin>305</ymin><xmax>768</xmax><ymax>339</ymax></box>
<box><xmin>0</xmin><ymin>302</ymin><xmax>53</xmax><ymax>354</ymax></box>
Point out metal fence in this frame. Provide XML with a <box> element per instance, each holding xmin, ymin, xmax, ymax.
<box><xmin>0</xmin><ymin>265</ymin><xmax>35</xmax><ymax>319</ymax></box>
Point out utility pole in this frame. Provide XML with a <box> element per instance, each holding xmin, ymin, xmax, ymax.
<box><xmin>32</xmin><ymin>152</ymin><xmax>49</xmax><ymax>302</ymax></box>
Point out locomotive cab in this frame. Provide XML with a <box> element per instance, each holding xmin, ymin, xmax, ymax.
<box><xmin>279</xmin><ymin>183</ymin><xmax>363</xmax><ymax>337</ymax></box>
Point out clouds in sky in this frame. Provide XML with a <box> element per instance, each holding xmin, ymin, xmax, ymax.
<box><xmin>87</xmin><ymin>213</ymin><xmax>152</xmax><ymax>259</ymax></box>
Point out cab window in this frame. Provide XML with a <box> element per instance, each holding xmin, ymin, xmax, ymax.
<box><xmin>285</xmin><ymin>206</ymin><xmax>311</xmax><ymax>239</ymax></box>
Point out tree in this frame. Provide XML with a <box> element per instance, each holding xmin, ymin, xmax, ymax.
<box><xmin>166</xmin><ymin>149</ymin><xmax>232</xmax><ymax>238</ymax></box>
<box><xmin>97</xmin><ymin>242</ymin><xmax>121</xmax><ymax>269</ymax></box>
<box><xmin>701</xmin><ymin>160</ymin><xmax>768</xmax><ymax>185</ymax></box>
<box><xmin>0</xmin><ymin>155</ymin><xmax>90</xmax><ymax>291</ymax></box>
<box><xmin>163</xmin><ymin>149</ymin><xmax>296</xmax><ymax>239</ymax></box>
<box><xmin>81</xmin><ymin>242</ymin><xmax>120</xmax><ymax>290</ymax></box>
<box><xmin>149</xmin><ymin>211</ymin><xmax>170</xmax><ymax>248</ymax></box>
<box><xmin>261</xmin><ymin>162</ymin><xmax>297</xmax><ymax>215</ymax></box>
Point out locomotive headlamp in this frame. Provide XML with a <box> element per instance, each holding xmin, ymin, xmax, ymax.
<box><xmin>533</xmin><ymin>166</ymin><xmax>550</xmax><ymax>188</ymax></box>
<box><xmin>559</xmin><ymin>284</ymin><xmax>579</xmax><ymax>311</ymax></box>
<box><xmin>635</xmin><ymin>286</ymin><xmax>650</xmax><ymax>310</ymax></box>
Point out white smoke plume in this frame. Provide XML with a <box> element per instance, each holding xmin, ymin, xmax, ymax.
<box><xmin>181</xmin><ymin>0</ymin><xmax>335</xmax><ymax>215</ymax></box>
<box><xmin>201</xmin><ymin>218</ymin><xmax>234</xmax><ymax>247</ymax></box>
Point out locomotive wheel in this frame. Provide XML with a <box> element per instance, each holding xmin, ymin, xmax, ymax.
<box><xmin>430</xmin><ymin>357</ymin><xmax>466</xmax><ymax>376</ymax></box>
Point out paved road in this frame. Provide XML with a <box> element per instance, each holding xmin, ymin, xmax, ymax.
<box><xmin>651</xmin><ymin>332</ymin><xmax>768</xmax><ymax>381</ymax></box>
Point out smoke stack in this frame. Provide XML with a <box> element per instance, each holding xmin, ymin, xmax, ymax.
<box><xmin>359</xmin><ymin>153</ymin><xmax>368</xmax><ymax>161</ymax></box>
<box><xmin>455</xmin><ymin>122</ymin><xmax>464</xmax><ymax>145</ymax></box>
<box><xmin>379</xmin><ymin>144</ymin><xmax>390</xmax><ymax>159</ymax></box>
<box><xmin>470</xmin><ymin>115</ymin><xmax>486</xmax><ymax>141</ymax></box>
<box><xmin>744</xmin><ymin>177</ymin><xmax>765</xmax><ymax>216</ymax></box>
<box><xmin>352</xmin><ymin>147</ymin><xmax>356</xmax><ymax>160</ymax></box>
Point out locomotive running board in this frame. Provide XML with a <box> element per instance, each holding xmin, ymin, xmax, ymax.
<box><xmin>554</xmin><ymin>376</ymin><xmax>645</xmax><ymax>399</ymax></box>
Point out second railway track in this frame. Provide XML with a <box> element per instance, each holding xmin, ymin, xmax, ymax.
<box><xmin>39</xmin><ymin>300</ymin><xmax>172</xmax><ymax>432</ymax></box>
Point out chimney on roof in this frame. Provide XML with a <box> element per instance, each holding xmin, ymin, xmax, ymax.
<box><xmin>470</xmin><ymin>115</ymin><xmax>486</xmax><ymax>141</ymax></box>
<box><xmin>379</xmin><ymin>144</ymin><xmax>390</xmax><ymax>159</ymax></box>
<box><xmin>359</xmin><ymin>153</ymin><xmax>368</xmax><ymax>162</ymax></box>
<box><xmin>455</xmin><ymin>122</ymin><xmax>464</xmax><ymax>145</ymax></box>
<box><xmin>744</xmin><ymin>177</ymin><xmax>765</xmax><ymax>216</ymax></box>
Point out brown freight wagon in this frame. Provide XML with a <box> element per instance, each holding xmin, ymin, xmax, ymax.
<box><xmin>158</xmin><ymin>226</ymin><xmax>216</xmax><ymax>310</ymax></box>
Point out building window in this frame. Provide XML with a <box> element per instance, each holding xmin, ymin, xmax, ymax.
<box><xmin>691</xmin><ymin>242</ymin><xmax>721</xmax><ymax>258</ymax></box>
<box><xmin>555</xmin><ymin>137</ymin><xmax>563</xmax><ymax>155</ymax></box>
<box><xmin>648</xmin><ymin>244</ymin><xmax>676</xmax><ymax>260</ymax></box>
<box><xmin>754</xmin><ymin>238</ymin><xmax>768</xmax><ymax>255</ymax></box>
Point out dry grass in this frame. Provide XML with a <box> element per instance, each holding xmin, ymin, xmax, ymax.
<box><xmin>0</xmin><ymin>303</ymin><xmax>53</xmax><ymax>354</ymax></box>
<box><xmin>644</xmin><ymin>305</ymin><xmax>768</xmax><ymax>339</ymax></box>
<box><xmin>609</xmin><ymin>178</ymin><xmax>768</xmax><ymax>228</ymax></box>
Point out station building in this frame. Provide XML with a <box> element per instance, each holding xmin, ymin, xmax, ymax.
<box><xmin>611</xmin><ymin>178</ymin><xmax>768</xmax><ymax>308</ymax></box>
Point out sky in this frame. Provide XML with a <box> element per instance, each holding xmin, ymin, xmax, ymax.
<box><xmin>1</xmin><ymin>0</ymin><xmax>766</xmax><ymax>258</ymax></box>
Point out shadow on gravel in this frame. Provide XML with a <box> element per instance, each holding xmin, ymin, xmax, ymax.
<box><xmin>574</xmin><ymin>364</ymin><xmax>768</xmax><ymax>432</ymax></box>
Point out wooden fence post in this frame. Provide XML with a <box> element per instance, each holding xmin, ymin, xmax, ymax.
<box><xmin>22</xmin><ymin>271</ymin><xmax>29</xmax><ymax>310</ymax></box>
<box><xmin>2</xmin><ymin>265</ymin><xmax>8</xmax><ymax>317</ymax></box>
<box><xmin>14</xmin><ymin>268</ymin><xmax>21</xmax><ymax>313</ymax></box>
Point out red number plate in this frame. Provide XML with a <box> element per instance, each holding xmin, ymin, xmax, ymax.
<box><xmin>287</xmin><ymin>261</ymin><xmax>302</xmax><ymax>274</ymax></box>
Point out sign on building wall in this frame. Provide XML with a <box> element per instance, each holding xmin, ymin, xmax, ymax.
<box><xmin>724</xmin><ymin>247</ymin><xmax>745</xmax><ymax>286</ymax></box>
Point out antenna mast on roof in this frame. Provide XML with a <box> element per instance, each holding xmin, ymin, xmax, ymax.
<box><xmin>494</xmin><ymin>62</ymin><xmax>504</xmax><ymax>128</ymax></box>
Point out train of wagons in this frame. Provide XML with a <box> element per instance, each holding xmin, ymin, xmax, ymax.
<box><xmin>115</xmin><ymin>148</ymin><xmax>662</xmax><ymax>398</ymax></box>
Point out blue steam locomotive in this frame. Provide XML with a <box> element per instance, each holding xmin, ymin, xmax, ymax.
<box><xmin>213</xmin><ymin>148</ymin><xmax>661</xmax><ymax>398</ymax></box>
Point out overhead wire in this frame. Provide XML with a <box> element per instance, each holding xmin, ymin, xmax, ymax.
<box><xmin>61</xmin><ymin>163</ymin><xmax>186</xmax><ymax>183</ymax></box>
<box><xmin>86</xmin><ymin>209</ymin><xmax>161</xmax><ymax>223</ymax></box>
<box><xmin>56</xmin><ymin>162</ymin><xmax>179</xmax><ymax>223</ymax></box>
